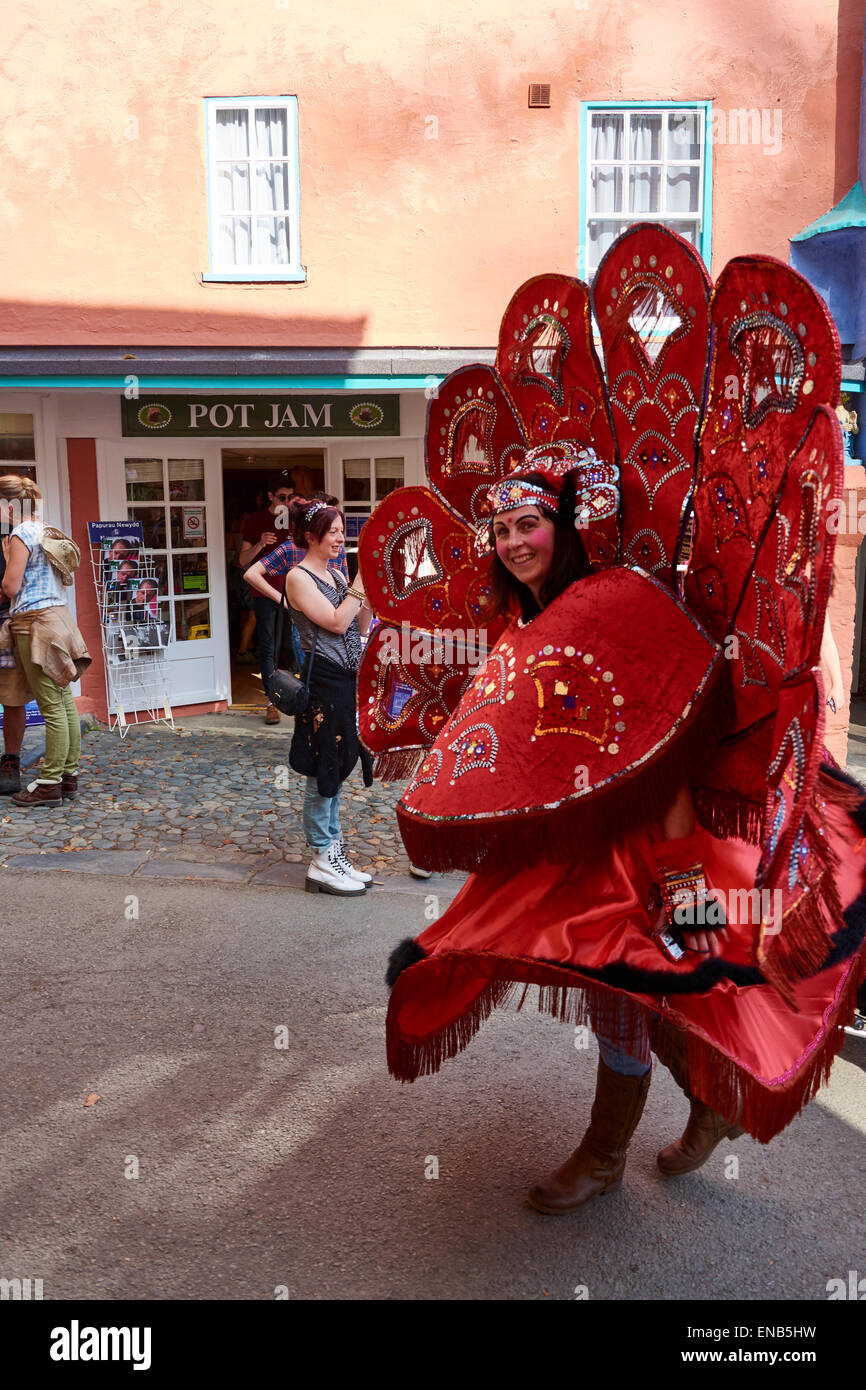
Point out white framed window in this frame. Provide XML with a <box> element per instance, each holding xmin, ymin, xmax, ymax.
<box><xmin>581</xmin><ymin>103</ymin><xmax>711</xmax><ymax>280</ymax></box>
<box><xmin>125</xmin><ymin>456</ymin><xmax>212</xmax><ymax>642</ymax></box>
<box><xmin>338</xmin><ymin>454</ymin><xmax>406</xmax><ymax>557</ymax></box>
<box><xmin>204</xmin><ymin>96</ymin><xmax>304</xmax><ymax>283</ymax></box>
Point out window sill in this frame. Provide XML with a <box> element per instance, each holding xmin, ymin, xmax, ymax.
<box><xmin>201</xmin><ymin>269</ymin><xmax>307</xmax><ymax>284</ymax></box>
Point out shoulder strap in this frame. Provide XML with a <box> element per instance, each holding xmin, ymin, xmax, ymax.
<box><xmin>276</xmin><ymin>574</ymin><xmax>318</xmax><ymax>686</ymax></box>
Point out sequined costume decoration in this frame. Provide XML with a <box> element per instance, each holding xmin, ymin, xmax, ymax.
<box><xmin>358</xmin><ymin>223</ymin><xmax>849</xmax><ymax>1001</ymax></box>
<box><xmin>363</xmin><ymin>223</ymin><xmax>866</xmax><ymax>1144</ymax></box>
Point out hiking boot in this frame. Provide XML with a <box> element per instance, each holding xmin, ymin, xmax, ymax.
<box><xmin>0</xmin><ymin>753</ymin><xmax>21</xmax><ymax>795</ymax></box>
<box><xmin>11</xmin><ymin>779</ymin><xmax>62</xmax><ymax>807</ymax></box>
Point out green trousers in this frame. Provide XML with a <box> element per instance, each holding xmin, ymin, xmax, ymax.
<box><xmin>14</xmin><ymin>631</ymin><xmax>80</xmax><ymax>782</ymax></box>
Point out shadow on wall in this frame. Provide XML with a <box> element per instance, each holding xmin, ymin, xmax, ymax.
<box><xmin>833</xmin><ymin>0</ymin><xmax>865</xmax><ymax>203</ymax></box>
<box><xmin>0</xmin><ymin>304</ymin><xmax>370</xmax><ymax>350</ymax></box>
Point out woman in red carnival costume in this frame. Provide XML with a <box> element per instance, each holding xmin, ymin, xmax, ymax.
<box><xmin>355</xmin><ymin>224</ymin><xmax>866</xmax><ymax>1213</ymax></box>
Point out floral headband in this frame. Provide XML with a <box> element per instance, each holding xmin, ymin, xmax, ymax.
<box><xmin>474</xmin><ymin>443</ymin><xmax>619</xmax><ymax>555</ymax></box>
<box><xmin>304</xmin><ymin>500</ymin><xmax>328</xmax><ymax>523</ymax></box>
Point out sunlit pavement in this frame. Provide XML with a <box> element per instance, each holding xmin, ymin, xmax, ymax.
<box><xmin>1</xmin><ymin>868</ymin><xmax>863</xmax><ymax>1301</ymax></box>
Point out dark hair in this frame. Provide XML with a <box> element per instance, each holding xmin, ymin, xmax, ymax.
<box><xmin>288</xmin><ymin>497</ymin><xmax>344</xmax><ymax>548</ymax></box>
<box><xmin>488</xmin><ymin>472</ymin><xmax>591</xmax><ymax>622</ymax></box>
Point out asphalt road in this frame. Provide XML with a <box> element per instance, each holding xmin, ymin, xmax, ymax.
<box><xmin>1</xmin><ymin>867</ymin><xmax>864</xmax><ymax>1301</ymax></box>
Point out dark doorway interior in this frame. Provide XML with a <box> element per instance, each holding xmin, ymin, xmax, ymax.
<box><xmin>223</xmin><ymin>451</ymin><xmax>326</xmax><ymax>707</ymax></box>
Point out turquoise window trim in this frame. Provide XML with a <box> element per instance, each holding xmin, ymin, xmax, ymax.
<box><xmin>201</xmin><ymin>271</ymin><xmax>307</xmax><ymax>283</ymax></box>
<box><xmin>204</xmin><ymin>95</ymin><xmax>304</xmax><ymax>284</ymax></box>
<box><xmin>0</xmin><ymin>376</ymin><xmax>443</xmax><ymax>390</ymax></box>
<box><xmin>578</xmin><ymin>100</ymin><xmax>713</xmax><ymax>282</ymax></box>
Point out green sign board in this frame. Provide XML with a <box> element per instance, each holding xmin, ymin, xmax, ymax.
<box><xmin>122</xmin><ymin>394</ymin><xmax>400</xmax><ymax>437</ymax></box>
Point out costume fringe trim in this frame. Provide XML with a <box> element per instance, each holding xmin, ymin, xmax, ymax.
<box><xmin>387</xmin><ymin>944</ymin><xmax>866</xmax><ymax>1144</ymax></box>
<box><xmin>398</xmin><ymin>675</ymin><xmax>731</xmax><ymax>873</ymax></box>
<box><xmin>373</xmin><ymin>748</ymin><xmax>424</xmax><ymax>783</ymax></box>
<box><xmin>755</xmin><ymin>763</ymin><xmax>857</xmax><ymax>1000</ymax></box>
<box><xmin>693</xmin><ymin>786</ymin><xmax>765</xmax><ymax>844</ymax></box>
<box><xmin>650</xmin><ymin>951</ymin><xmax>865</xmax><ymax>1143</ymax></box>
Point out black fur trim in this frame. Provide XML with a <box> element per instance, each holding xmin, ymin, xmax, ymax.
<box><xmin>821</xmin><ymin>760</ymin><xmax>866</xmax><ymax>835</ymax></box>
<box><xmin>823</xmin><ymin>879</ymin><xmax>866</xmax><ymax>967</ymax></box>
<box><xmin>533</xmin><ymin>879</ymin><xmax>866</xmax><ymax>997</ymax></box>
<box><xmin>386</xmin><ymin>938</ymin><xmax>427</xmax><ymax>989</ymax></box>
<box><xmin>536</xmin><ymin>954</ymin><xmax>766</xmax><ymax>996</ymax></box>
<box><xmin>820</xmin><ymin>759</ymin><xmax>866</xmax><ymax>795</ymax></box>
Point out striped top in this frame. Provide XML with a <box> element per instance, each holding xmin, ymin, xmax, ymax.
<box><xmin>288</xmin><ymin>566</ymin><xmax>362</xmax><ymax>672</ymax></box>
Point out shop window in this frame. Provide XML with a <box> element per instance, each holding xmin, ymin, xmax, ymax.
<box><xmin>0</xmin><ymin>413</ymin><xmax>37</xmax><ymax>476</ymax></box>
<box><xmin>340</xmin><ymin>456</ymin><xmax>405</xmax><ymax>554</ymax></box>
<box><xmin>125</xmin><ymin>457</ymin><xmax>211</xmax><ymax>644</ymax></box>
<box><xmin>581</xmin><ymin>104</ymin><xmax>711</xmax><ymax>280</ymax></box>
<box><xmin>204</xmin><ymin>97</ymin><xmax>304</xmax><ymax>283</ymax></box>
<box><xmin>375</xmin><ymin>457</ymin><xmax>404</xmax><ymax>501</ymax></box>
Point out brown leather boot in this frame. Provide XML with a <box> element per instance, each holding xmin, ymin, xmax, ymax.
<box><xmin>11</xmin><ymin>779</ymin><xmax>62</xmax><ymax>807</ymax></box>
<box><xmin>61</xmin><ymin>774</ymin><xmax>78</xmax><ymax>801</ymax></box>
<box><xmin>657</xmin><ymin>1098</ymin><xmax>744</xmax><ymax>1176</ymax></box>
<box><xmin>527</xmin><ymin>1059</ymin><xmax>651</xmax><ymax>1214</ymax></box>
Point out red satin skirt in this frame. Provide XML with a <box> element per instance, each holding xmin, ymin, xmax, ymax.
<box><xmin>386</xmin><ymin>790</ymin><xmax>866</xmax><ymax>1142</ymax></box>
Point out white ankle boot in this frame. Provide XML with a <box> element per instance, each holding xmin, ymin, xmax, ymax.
<box><xmin>305</xmin><ymin>842</ymin><xmax>366</xmax><ymax>895</ymax></box>
<box><xmin>331</xmin><ymin>839</ymin><xmax>372</xmax><ymax>884</ymax></box>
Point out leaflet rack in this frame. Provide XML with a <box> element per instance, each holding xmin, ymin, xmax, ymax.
<box><xmin>88</xmin><ymin>526</ymin><xmax>175</xmax><ymax>738</ymax></box>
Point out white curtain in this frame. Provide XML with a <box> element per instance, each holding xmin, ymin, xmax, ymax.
<box><xmin>255</xmin><ymin>108</ymin><xmax>287</xmax><ymax>157</ymax></box>
<box><xmin>255</xmin><ymin>109</ymin><xmax>290</xmax><ymax>264</ymax></box>
<box><xmin>215</xmin><ymin>107</ymin><xmax>291</xmax><ymax>266</ymax></box>
<box><xmin>667</xmin><ymin>166</ymin><xmax>700</xmax><ymax>214</ymax></box>
<box><xmin>215</xmin><ymin>110</ymin><xmax>251</xmax><ymax>265</ymax></box>
<box><xmin>591</xmin><ymin>114</ymin><xmax>622</xmax><ymax>213</ymax></box>
<box><xmin>629</xmin><ymin>114</ymin><xmax>660</xmax><ymax>214</ymax></box>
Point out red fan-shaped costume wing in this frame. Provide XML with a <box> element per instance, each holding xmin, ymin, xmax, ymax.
<box><xmin>363</xmin><ymin>228</ymin><xmax>866</xmax><ymax>1139</ymax></box>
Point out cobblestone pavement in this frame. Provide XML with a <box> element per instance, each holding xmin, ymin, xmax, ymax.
<box><xmin>7</xmin><ymin>706</ymin><xmax>864</xmax><ymax>887</ymax></box>
<box><xmin>0</xmin><ymin>717</ymin><xmax>438</xmax><ymax>889</ymax></box>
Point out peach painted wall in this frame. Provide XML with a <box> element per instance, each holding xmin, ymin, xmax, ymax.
<box><xmin>0</xmin><ymin>0</ymin><xmax>862</xmax><ymax>347</ymax></box>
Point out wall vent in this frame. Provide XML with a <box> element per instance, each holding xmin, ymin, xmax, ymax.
<box><xmin>528</xmin><ymin>84</ymin><xmax>551</xmax><ymax>108</ymax></box>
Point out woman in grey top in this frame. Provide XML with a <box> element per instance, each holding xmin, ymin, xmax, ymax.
<box><xmin>284</xmin><ymin>499</ymin><xmax>373</xmax><ymax>895</ymax></box>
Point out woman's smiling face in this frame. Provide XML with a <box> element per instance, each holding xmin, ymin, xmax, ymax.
<box><xmin>492</xmin><ymin>506</ymin><xmax>556</xmax><ymax>597</ymax></box>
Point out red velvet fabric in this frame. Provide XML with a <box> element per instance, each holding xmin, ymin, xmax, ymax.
<box><xmin>398</xmin><ymin>567</ymin><xmax>721</xmax><ymax>851</ymax></box>
<box><xmin>593</xmin><ymin>223</ymin><xmax>713</xmax><ymax>587</ymax></box>
<box><xmin>387</xmin><ymin>785</ymin><xmax>866</xmax><ymax>1142</ymax></box>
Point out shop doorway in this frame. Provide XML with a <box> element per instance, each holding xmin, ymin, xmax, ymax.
<box><xmin>223</xmin><ymin>449</ymin><xmax>326</xmax><ymax>708</ymax></box>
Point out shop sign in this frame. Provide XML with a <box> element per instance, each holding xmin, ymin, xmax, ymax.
<box><xmin>122</xmin><ymin>395</ymin><xmax>400</xmax><ymax>437</ymax></box>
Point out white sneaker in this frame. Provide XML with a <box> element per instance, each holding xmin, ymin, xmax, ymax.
<box><xmin>305</xmin><ymin>845</ymin><xmax>366</xmax><ymax>896</ymax></box>
<box><xmin>331</xmin><ymin>839</ymin><xmax>372</xmax><ymax>884</ymax></box>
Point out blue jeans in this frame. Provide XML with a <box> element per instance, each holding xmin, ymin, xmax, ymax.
<box><xmin>596</xmin><ymin>1006</ymin><xmax>652</xmax><ymax>1077</ymax></box>
<box><xmin>253</xmin><ymin>593</ymin><xmax>279</xmax><ymax>694</ymax></box>
<box><xmin>303</xmin><ymin>778</ymin><xmax>342</xmax><ymax>851</ymax></box>
<box><xmin>255</xmin><ymin>593</ymin><xmax>302</xmax><ymax>692</ymax></box>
